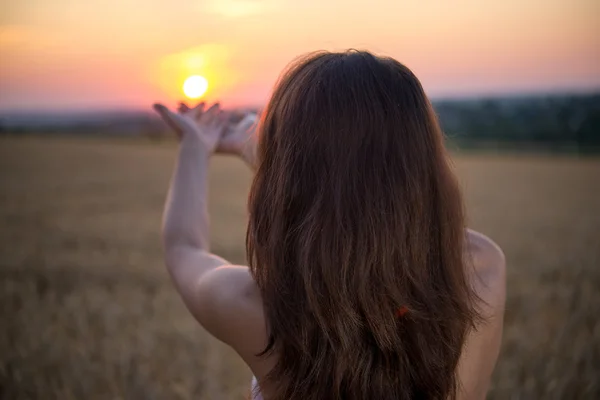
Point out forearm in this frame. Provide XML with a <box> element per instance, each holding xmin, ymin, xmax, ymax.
<box><xmin>162</xmin><ymin>135</ymin><xmax>211</xmax><ymax>251</ymax></box>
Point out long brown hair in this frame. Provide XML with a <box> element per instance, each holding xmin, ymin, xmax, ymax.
<box><xmin>246</xmin><ymin>50</ymin><xmax>480</xmax><ymax>400</ymax></box>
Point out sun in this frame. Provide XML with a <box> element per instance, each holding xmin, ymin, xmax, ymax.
<box><xmin>183</xmin><ymin>75</ymin><xmax>209</xmax><ymax>99</ymax></box>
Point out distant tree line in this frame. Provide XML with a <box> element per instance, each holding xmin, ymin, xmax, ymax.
<box><xmin>433</xmin><ymin>93</ymin><xmax>600</xmax><ymax>153</ymax></box>
<box><xmin>1</xmin><ymin>94</ymin><xmax>598</xmax><ymax>153</ymax></box>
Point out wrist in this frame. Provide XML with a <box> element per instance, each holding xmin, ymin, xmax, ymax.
<box><xmin>180</xmin><ymin>133</ymin><xmax>211</xmax><ymax>158</ymax></box>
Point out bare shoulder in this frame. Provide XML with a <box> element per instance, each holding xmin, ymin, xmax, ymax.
<box><xmin>195</xmin><ymin>266</ymin><xmax>268</xmax><ymax>357</ymax></box>
<box><xmin>466</xmin><ymin>229</ymin><xmax>506</xmax><ymax>309</ymax></box>
<box><xmin>467</xmin><ymin>230</ymin><xmax>505</xmax><ymax>273</ymax></box>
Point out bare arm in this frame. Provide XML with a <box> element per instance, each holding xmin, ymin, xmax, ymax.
<box><xmin>162</xmin><ymin>131</ymin><xmax>232</xmax><ymax>315</ymax></box>
<box><xmin>154</xmin><ymin>103</ymin><xmax>231</xmax><ymax>318</ymax></box>
<box><xmin>155</xmin><ymin>103</ymin><xmax>265</xmax><ymax>350</ymax></box>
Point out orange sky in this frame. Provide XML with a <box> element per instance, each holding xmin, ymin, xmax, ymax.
<box><xmin>0</xmin><ymin>0</ymin><xmax>598</xmax><ymax>111</ymax></box>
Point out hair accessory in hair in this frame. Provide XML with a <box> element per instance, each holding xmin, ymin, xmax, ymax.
<box><xmin>396</xmin><ymin>306</ymin><xmax>409</xmax><ymax>318</ymax></box>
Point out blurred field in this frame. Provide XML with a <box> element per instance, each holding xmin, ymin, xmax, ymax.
<box><xmin>1</xmin><ymin>136</ymin><xmax>599</xmax><ymax>399</ymax></box>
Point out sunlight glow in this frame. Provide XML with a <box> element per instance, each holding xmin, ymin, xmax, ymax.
<box><xmin>183</xmin><ymin>75</ymin><xmax>209</xmax><ymax>99</ymax></box>
<box><xmin>203</xmin><ymin>0</ymin><xmax>269</xmax><ymax>18</ymax></box>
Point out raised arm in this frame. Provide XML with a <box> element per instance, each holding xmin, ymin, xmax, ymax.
<box><xmin>154</xmin><ymin>103</ymin><xmax>231</xmax><ymax>315</ymax></box>
<box><xmin>153</xmin><ymin>103</ymin><xmax>266</xmax><ymax>352</ymax></box>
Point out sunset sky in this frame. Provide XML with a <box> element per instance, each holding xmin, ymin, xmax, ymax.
<box><xmin>1</xmin><ymin>0</ymin><xmax>598</xmax><ymax>111</ymax></box>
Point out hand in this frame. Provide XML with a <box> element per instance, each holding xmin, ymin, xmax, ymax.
<box><xmin>153</xmin><ymin>102</ymin><xmax>226</xmax><ymax>154</ymax></box>
<box><xmin>219</xmin><ymin>112</ymin><xmax>258</xmax><ymax>167</ymax></box>
<box><xmin>178</xmin><ymin>102</ymin><xmax>259</xmax><ymax>167</ymax></box>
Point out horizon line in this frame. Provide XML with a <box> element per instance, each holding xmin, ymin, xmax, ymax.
<box><xmin>1</xmin><ymin>88</ymin><xmax>598</xmax><ymax>116</ymax></box>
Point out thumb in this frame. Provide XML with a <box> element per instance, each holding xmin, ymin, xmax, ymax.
<box><xmin>235</xmin><ymin>112</ymin><xmax>258</xmax><ymax>133</ymax></box>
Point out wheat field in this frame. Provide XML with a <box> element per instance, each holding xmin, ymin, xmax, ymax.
<box><xmin>1</xmin><ymin>136</ymin><xmax>599</xmax><ymax>399</ymax></box>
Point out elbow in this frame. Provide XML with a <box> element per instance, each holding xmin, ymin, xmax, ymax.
<box><xmin>161</xmin><ymin>233</ymin><xmax>196</xmax><ymax>271</ymax></box>
<box><xmin>162</xmin><ymin>242</ymin><xmax>182</xmax><ymax>271</ymax></box>
<box><xmin>162</xmin><ymin>242</ymin><xmax>201</xmax><ymax>273</ymax></box>
<box><xmin>162</xmin><ymin>230</ymin><xmax>182</xmax><ymax>258</ymax></box>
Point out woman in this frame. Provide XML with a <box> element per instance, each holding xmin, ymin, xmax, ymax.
<box><xmin>153</xmin><ymin>50</ymin><xmax>505</xmax><ymax>400</ymax></box>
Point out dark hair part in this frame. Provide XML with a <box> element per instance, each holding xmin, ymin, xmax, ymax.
<box><xmin>246</xmin><ymin>50</ymin><xmax>480</xmax><ymax>400</ymax></box>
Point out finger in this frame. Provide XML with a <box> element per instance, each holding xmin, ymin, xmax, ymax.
<box><xmin>177</xmin><ymin>102</ymin><xmax>190</xmax><ymax>114</ymax></box>
<box><xmin>153</xmin><ymin>103</ymin><xmax>183</xmax><ymax>135</ymax></box>
<box><xmin>191</xmin><ymin>102</ymin><xmax>206</xmax><ymax>120</ymax></box>
<box><xmin>205</xmin><ymin>103</ymin><xmax>220</xmax><ymax>116</ymax></box>
<box><xmin>203</xmin><ymin>103</ymin><xmax>221</xmax><ymax>124</ymax></box>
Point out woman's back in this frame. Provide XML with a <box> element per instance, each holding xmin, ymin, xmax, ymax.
<box><xmin>158</xmin><ymin>50</ymin><xmax>506</xmax><ymax>400</ymax></box>
<box><xmin>208</xmin><ymin>231</ymin><xmax>504</xmax><ymax>400</ymax></box>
